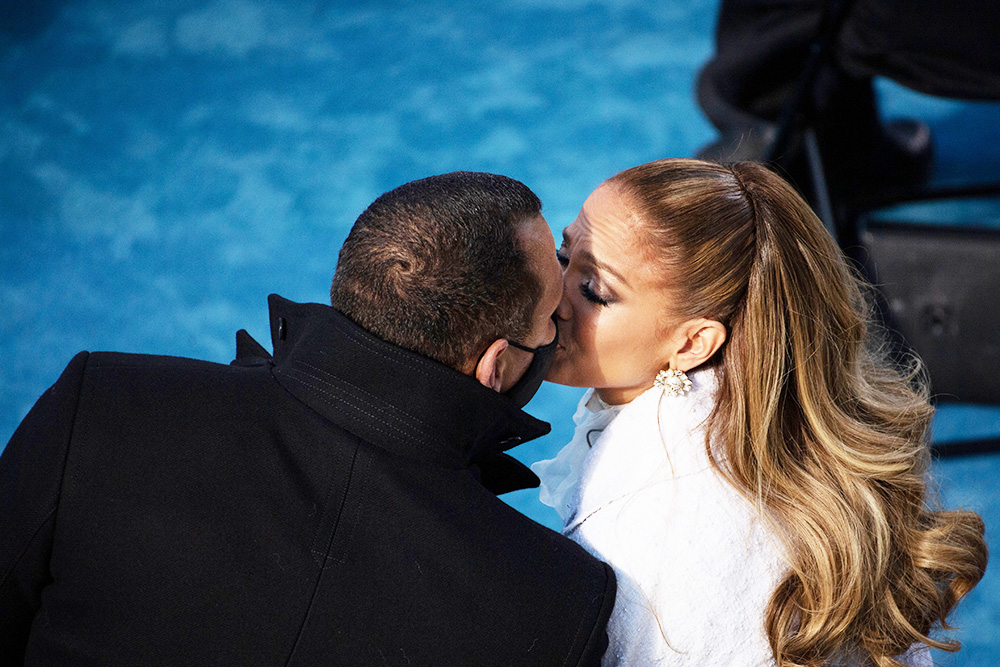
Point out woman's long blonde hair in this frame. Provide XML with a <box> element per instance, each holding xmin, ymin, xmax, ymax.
<box><xmin>609</xmin><ymin>158</ymin><xmax>987</xmax><ymax>667</ymax></box>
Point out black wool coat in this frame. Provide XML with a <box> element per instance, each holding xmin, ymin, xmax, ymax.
<box><xmin>0</xmin><ymin>295</ymin><xmax>616</xmax><ymax>666</ymax></box>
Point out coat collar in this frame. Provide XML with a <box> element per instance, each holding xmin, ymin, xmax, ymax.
<box><xmin>245</xmin><ymin>295</ymin><xmax>548</xmax><ymax>491</ymax></box>
<box><xmin>561</xmin><ymin>367</ymin><xmax>719</xmax><ymax>534</ymax></box>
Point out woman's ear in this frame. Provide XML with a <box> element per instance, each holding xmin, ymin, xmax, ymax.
<box><xmin>474</xmin><ymin>339</ymin><xmax>510</xmax><ymax>392</ymax></box>
<box><xmin>669</xmin><ymin>318</ymin><xmax>727</xmax><ymax>372</ymax></box>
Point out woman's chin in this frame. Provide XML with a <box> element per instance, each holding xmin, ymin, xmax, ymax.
<box><xmin>545</xmin><ymin>362</ymin><xmax>588</xmax><ymax>388</ymax></box>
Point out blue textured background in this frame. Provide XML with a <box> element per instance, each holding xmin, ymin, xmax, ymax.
<box><xmin>2</xmin><ymin>0</ymin><xmax>997</xmax><ymax>662</ymax></box>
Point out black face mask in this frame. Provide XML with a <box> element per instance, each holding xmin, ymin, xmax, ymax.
<box><xmin>503</xmin><ymin>324</ymin><xmax>559</xmax><ymax>408</ymax></box>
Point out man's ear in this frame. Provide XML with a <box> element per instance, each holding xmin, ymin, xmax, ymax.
<box><xmin>669</xmin><ymin>318</ymin><xmax>727</xmax><ymax>372</ymax></box>
<box><xmin>474</xmin><ymin>339</ymin><xmax>509</xmax><ymax>392</ymax></box>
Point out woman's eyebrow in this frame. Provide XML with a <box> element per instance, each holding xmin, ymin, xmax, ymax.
<box><xmin>561</xmin><ymin>229</ymin><xmax>631</xmax><ymax>288</ymax></box>
<box><xmin>580</xmin><ymin>250</ymin><xmax>630</xmax><ymax>287</ymax></box>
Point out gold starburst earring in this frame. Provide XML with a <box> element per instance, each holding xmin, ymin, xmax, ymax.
<box><xmin>654</xmin><ymin>368</ymin><xmax>692</xmax><ymax>398</ymax></box>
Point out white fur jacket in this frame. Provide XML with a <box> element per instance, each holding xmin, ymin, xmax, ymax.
<box><xmin>532</xmin><ymin>368</ymin><xmax>930</xmax><ymax>667</ymax></box>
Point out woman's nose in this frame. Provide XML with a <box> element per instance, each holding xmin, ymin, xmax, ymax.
<box><xmin>555</xmin><ymin>279</ymin><xmax>572</xmax><ymax>321</ymax></box>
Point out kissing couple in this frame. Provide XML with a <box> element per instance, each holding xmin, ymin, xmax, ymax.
<box><xmin>1</xmin><ymin>160</ymin><xmax>985</xmax><ymax>666</ymax></box>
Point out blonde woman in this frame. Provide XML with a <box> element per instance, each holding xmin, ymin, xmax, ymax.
<box><xmin>533</xmin><ymin>159</ymin><xmax>987</xmax><ymax>666</ymax></box>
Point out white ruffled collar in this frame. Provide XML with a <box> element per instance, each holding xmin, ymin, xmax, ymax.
<box><xmin>530</xmin><ymin>388</ymin><xmax>624</xmax><ymax>524</ymax></box>
<box><xmin>532</xmin><ymin>367</ymin><xmax>719</xmax><ymax>531</ymax></box>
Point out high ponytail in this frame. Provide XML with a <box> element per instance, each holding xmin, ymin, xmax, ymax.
<box><xmin>608</xmin><ymin>158</ymin><xmax>987</xmax><ymax>667</ymax></box>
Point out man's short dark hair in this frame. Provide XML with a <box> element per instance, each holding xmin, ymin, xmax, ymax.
<box><xmin>330</xmin><ymin>171</ymin><xmax>544</xmax><ymax>371</ymax></box>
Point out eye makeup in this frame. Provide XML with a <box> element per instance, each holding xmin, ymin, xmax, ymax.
<box><xmin>580</xmin><ymin>282</ymin><xmax>610</xmax><ymax>306</ymax></box>
<box><xmin>558</xmin><ymin>243</ymin><xmax>615</xmax><ymax>307</ymax></box>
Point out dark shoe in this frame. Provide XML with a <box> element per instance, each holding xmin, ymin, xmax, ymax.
<box><xmin>824</xmin><ymin>118</ymin><xmax>934</xmax><ymax>205</ymax></box>
<box><xmin>695</xmin><ymin>124</ymin><xmax>778</xmax><ymax>163</ymax></box>
<box><xmin>695</xmin><ymin>117</ymin><xmax>934</xmax><ymax>211</ymax></box>
<box><xmin>874</xmin><ymin>118</ymin><xmax>933</xmax><ymax>188</ymax></box>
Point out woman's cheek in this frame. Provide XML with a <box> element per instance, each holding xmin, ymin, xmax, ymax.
<box><xmin>573</xmin><ymin>310</ymin><xmax>601</xmax><ymax>357</ymax></box>
<box><xmin>545</xmin><ymin>351</ymin><xmax>583</xmax><ymax>385</ymax></box>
